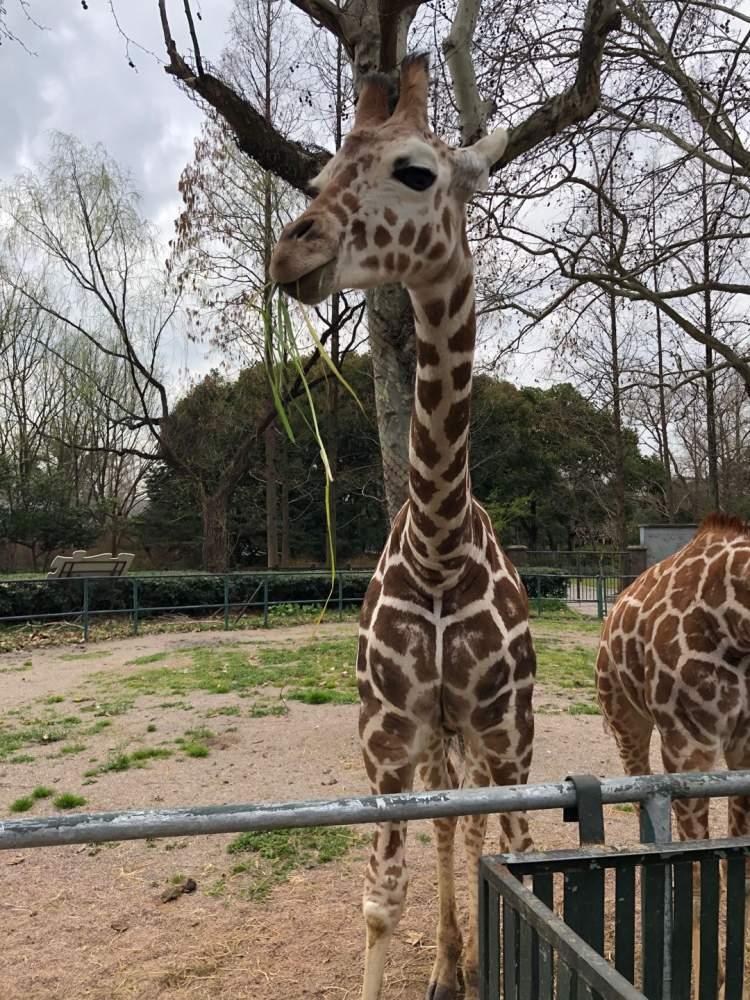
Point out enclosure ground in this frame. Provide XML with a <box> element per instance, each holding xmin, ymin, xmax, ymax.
<box><xmin>0</xmin><ymin>619</ymin><xmax>735</xmax><ymax>999</ymax></box>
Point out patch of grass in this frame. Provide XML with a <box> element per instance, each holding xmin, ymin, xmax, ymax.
<box><xmin>98</xmin><ymin>639</ymin><xmax>358</xmax><ymax>704</ymax></box>
<box><xmin>415</xmin><ymin>832</ymin><xmax>431</xmax><ymax>846</ymax></box>
<box><xmin>59</xmin><ymin>651</ymin><xmax>112</xmax><ymax>662</ymax></box>
<box><xmin>0</xmin><ymin>710</ymin><xmax>83</xmax><ymax>762</ymax></box>
<box><xmin>184</xmin><ymin>726</ymin><xmax>214</xmax><ymax>740</ymax></box>
<box><xmin>206</xmin><ymin>878</ymin><xmax>226</xmax><ymax>897</ymax></box>
<box><xmin>0</xmin><ymin>663</ymin><xmax>32</xmax><ymax>674</ymax></box>
<box><xmin>169</xmin><ymin>872</ymin><xmax>187</xmax><ymax>884</ymax></box>
<box><xmin>203</xmin><ymin>704</ymin><xmax>241</xmax><ymax>718</ymax></box>
<box><xmin>45</xmin><ymin>695</ymin><xmax>65</xmax><ymax>704</ymax></box>
<box><xmin>8</xmin><ymin>754</ymin><xmax>34</xmax><ymax>764</ymax></box>
<box><xmin>534</xmin><ymin>640</ymin><xmax>596</xmax><ymax>692</ymax></box>
<box><xmin>79</xmin><ymin>699</ymin><xmax>133</xmax><ymax>717</ymax></box>
<box><xmin>568</xmin><ymin>701</ymin><xmax>601</xmax><ymax>716</ymax></box>
<box><xmin>183</xmin><ymin>742</ymin><xmax>209</xmax><ymax>758</ymax></box>
<box><xmin>146</xmin><ymin>723</ymin><xmax>157</xmax><ymax>732</ymax></box>
<box><xmin>53</xmin><ymin>792</ymin><xmax>87</xmax><ymax>810</ymax></box>
<box><xmin>226</xmin><ymin>826</ymin><xmax>360</xmax><ymax>901</ymax></box>
<box><xmin>9</xmin><ymin>795</ymin><xmax>34</xmax><ymax>813</ymax></box>
<box><xmin>127</xmin><ymin>651</ymin><xmax>169</xmax><ymax>666</ymax></box>
<box><xmin>131</xmin><ymin>747</ymin><xmax>172</xmax><ymax>763</ymax></box>
<box><xmin>94</xmin><ymin>747</ymin><xmax>173</xmax><ymax>774</ymax></box>
<box><xmin>32</xmin><ymin>785</ymin><xmax>53</xmax><ymax>799</ymax></box>
<box><xmin>287</xmin><ymin>688</ymin><xmax>352</xmax><ymax>705</ymax></box>
<box><xmin>83</xmin><ymin>719</ymin><xmax>111</xmax><ymax>735</ymax></box>
<box><xmin>248</xmin><ymin>702</ymin><xmax>287</xmax><ymax>718</ymax></box>
<box><xmin>615</xmin><ymin>803</ymin><xmax>635</xmax><ymax>814</ymax></box>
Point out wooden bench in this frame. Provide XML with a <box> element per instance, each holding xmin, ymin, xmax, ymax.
<box><xmin>46</xmin><ymin>550</ymin><xmax>135</xmax><ymax>579</ymax></box>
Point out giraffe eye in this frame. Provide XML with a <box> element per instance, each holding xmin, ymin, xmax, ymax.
<box><xmin>392</xmin><ymin>165</ymin><xmax>436</xmax><ymax>191</ymax></box>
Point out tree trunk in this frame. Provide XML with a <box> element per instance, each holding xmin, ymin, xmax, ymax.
<box><xmin>608</xmin><ymin>291</ymin><xmax>627</xmax><ymax>550</ymax></box>
<box><xmin>700</xmin><ymin>155</ymin><xmax>721</xmax><ymax>511</ymax></box>
<box><xmin>201</xmin><ymin>491</ymin><xmax>229</xmax><ymax>572</ymax></box>
<box><xmin>367</xmin><ymin>284</ymin><xmax>415</xmax><ymax>522</ymax></box>
<box><xmin>280</xmin><ymin>437</ymin><xmax>290</xmax><ymax>566</ymax></box>
<box><xmin>651</xmin><ymin>196</ymin><xmax>674</xmax><ymax>518</ymax></box>
<box><xmin>265</xmin><ymin>424</ymin><xmax>279</xmax><ymax>568</ymax></box>
<box><xmin>327</xmin><ymin>294</ymin><xmax>340</xmax><ymax>568</ymax></box>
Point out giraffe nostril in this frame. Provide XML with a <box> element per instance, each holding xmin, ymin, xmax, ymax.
<box><xmin>287</xmin><ymin>218</ymin><xmax>316</xmax><ymax>241</ymax></box>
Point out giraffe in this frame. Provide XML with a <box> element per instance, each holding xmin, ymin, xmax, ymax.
<box><xmin>596</xmin><ymin>512</ymin><xmax>750</xmax><ymax>848</ymax></box>
<box><xmin>270</xmin><ymin>54</ymin><xmax>536</xmax><ymax>1000</ymax></box>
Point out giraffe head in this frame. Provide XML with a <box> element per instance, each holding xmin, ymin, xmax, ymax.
<box><xmin>270</xmin><ymin>54</ymin><xmax>507</xmax><ymax>305</ymax></box>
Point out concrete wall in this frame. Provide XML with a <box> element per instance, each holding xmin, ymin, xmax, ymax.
<box><xmin>639</xmin><ymin>524</ymin><xmax>698</xmax><ymax>567</ymax></box>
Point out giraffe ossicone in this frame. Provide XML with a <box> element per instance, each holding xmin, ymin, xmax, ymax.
<box><xmin>271</xmin><ymin>53</ymin><xmax>536</xmax><ymax>1000</ymax></box>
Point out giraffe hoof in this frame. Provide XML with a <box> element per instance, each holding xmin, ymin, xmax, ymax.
<box><xmin>425</xmin><ymin>985</ymin><xmax>458</xmax><ymax>1000</ymax></box>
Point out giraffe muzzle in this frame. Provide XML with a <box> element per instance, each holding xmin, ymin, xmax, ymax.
<box><xmin>276</xmin><ymin>258</ymin><xmax>337</xmax><ymax>305</ymax></box>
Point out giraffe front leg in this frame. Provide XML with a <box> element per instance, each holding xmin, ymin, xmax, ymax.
<box><xmin>461</xmin><ymin>729</ymin><xmax>534</xmax><ymax>998</ymax></box>
<box><xmin>362</xmin><ymin>815</ymin><xmax>410</xmax><ymax>1000</ymax></box>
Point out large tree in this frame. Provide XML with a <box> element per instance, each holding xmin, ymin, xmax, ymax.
<box><xmin>153</xmin><ymin>0</ymin><xmax>619</xmax><ymax>520</ymax></box>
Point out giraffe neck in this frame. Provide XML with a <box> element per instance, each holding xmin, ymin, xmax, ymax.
<box><xmin>404</xmin><ymin>245</ymin><xmax>476</xmax><ymax>583</ymax></box>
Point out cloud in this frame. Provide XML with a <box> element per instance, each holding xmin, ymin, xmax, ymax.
<box><xmin>0</xmin><ymin>0</ymin><xmax>234</xmax><ymax>240</ymax></box>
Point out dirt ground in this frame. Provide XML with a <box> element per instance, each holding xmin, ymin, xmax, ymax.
<box><xmin>0</xmin><ymin>620</ymin><xmax>736</xmax><ymax>1000</ymax></box>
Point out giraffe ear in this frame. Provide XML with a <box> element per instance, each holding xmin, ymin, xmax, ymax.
<box><xmin>452</xmin><ymin>127</ymin><xmax>508</xmax><ymax>196</ymax></box>
<box><xmin>471</xmin><ymin>128</ymin><xmax>508</xmax><ymax>170</ymax></box>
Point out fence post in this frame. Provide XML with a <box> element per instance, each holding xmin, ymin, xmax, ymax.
<box><xmin>595</xmin><ymin>575</ymin><xmax>604</xmax><ymax>620</ymax></box>
<box><xmin>263</xmin><ymin>578</ymin><xmax>269</xmax><ymax>628</ymax></box>
<box><xmin>223</xmin><ymin>576</ymin><xmax>229</xmax><ymax>631</ymax></box>
<box><xmin>535</xmin><ymin>575</ymin><xmax>542</xmax><ymax>617</ymax></box>
<box><xmin>337</xmin><ymin>573</ymin><xmax>344</xmax><ymax>620</ymax></box>
<box><xmin>82</xmin><ymin>578</ymin><xmax>90</xmax><ymax>642</ymax></box>
<box><xmin>132</xmin><ymin>579</ymin><xmax>139</xmax><ymax>636</ymax></box>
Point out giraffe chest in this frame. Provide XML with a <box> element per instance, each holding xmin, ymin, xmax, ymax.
<box><xmin>356</xmin><ymin>559</ymin><xmax>536</xmax><ymax>732</ymax></box>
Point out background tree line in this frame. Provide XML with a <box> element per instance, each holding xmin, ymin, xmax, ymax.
<box><xmin>1</xmin><ymin>0</ymin><xmax>749</xmax><ymax>571</ymax></box>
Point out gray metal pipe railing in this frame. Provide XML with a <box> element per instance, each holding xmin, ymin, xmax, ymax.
<box><xmin>1</xmin><ymin>771</ymin><xmax>749</xmax><ymax>851</ymax></box>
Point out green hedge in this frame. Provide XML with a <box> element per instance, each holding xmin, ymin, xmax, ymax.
<box><xmin>0</xmin><ymin>573</ymin><xmax>373</xmax><ymax>623</ymax></box>
<box><xmin>519</xmin><ymin>570</ymin><xmax>569</xmax><ymax>599</ymax></box>
<box><xmin>0</xmin><ymin>569</ymin><xmax>571</xmax><ymax>623</ymax></box>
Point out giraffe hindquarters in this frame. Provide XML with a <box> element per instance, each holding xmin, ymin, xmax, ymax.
<box><xmin>418</xmin><ymin>739</ymin><xmax>463</xmax><ymax>1000</ymax></box>
<box><xmin>596</xmin><ymin>645</ymin><xmax>653</xmax><ymax>777</ymax></box>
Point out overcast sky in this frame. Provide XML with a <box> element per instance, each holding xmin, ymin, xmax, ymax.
<box><xmin>0</xmin><ymin>1</ymin><xmax>233</xmax><ymax>239</ymax></box>
<box><xmin>0</xmin><ymin>1</ymin><xmax>238</xmax><ymax>381</ymax></box>
<box><xmin>0</xmin><ymin>0</ymin><xmax>549</xmax><ymax>387</ymax></box>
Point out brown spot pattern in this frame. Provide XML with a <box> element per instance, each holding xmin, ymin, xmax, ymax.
<box><xmin>414</xmin><ymin>224</ymin><xmax>432</xmax><ymax>253</ymax></box>
<box><xmin>399</xmin><ymin>221</ymin><xmax>416</xmax><ymax>246</ymax></box>
<box><xmin>424</xmin><ymin>300</ymin><xmax>445</xmax><ymax>326</ymax></box>
<box><xmin>417</xmin><ymin>377</ymin><xmax>443</xmax><ymax>413</ymax></box>
<box><xmin>375</xmin><ymin>225</ymin><xmax>392</xmax><ymax>247</ymax></box>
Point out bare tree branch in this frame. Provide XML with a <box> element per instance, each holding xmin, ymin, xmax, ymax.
<box><xmin>493</xmin><ymin>0</ymin><xmax>621</xmax><ymax>171</ymax></box>
<box><xmin>157</xmin><ymin>0</ymin><xmax>331</xmax><ymax>192</ymax></box>
<box><xmin>442</xmin><ymin>0</ymin><xmax>493</xmax><ymax>144</ymax></box>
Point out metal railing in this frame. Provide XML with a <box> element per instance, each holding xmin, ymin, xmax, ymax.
<box><xmin>0</xmin><ymin>570</ymin><xmax>636</xmax><ymax>636</ymax></box>
<box><xmin>2</xmin><ymin>771</ymin><xmax>748</xmax><ymax>999</ymax></box>
<box><xmin>1</xmin><ymin>771</ymin><xmax>749</xmax><ymax>851</ymax></box>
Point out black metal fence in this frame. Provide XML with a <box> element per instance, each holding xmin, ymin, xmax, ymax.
<box><xmin>0</xmin><ymin>569</ymin><xmax>638</xmax><ymax>636</ymax></box>
<box><xmin>481</xmin><ymin>834</ymin><xmax>749</xmax><ymax>1000</ymax></box>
